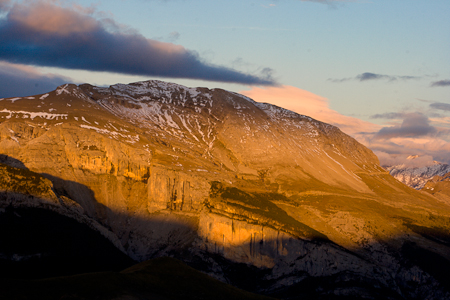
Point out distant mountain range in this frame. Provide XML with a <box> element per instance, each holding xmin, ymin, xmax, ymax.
<box><xmin>385</xmin><ymin>155</ymin><xmax>450</xmax><ymax>190</ymax></box>
<box><xmin>1</xmin><ymin>80</ymin><xmax>450</xmax><ymax>299</ymax></box>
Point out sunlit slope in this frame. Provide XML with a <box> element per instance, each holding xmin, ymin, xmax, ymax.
<box><xmin>1</xmin><ymin>80</ymin><xmax>450</xmax><ymax>298</ymax></box>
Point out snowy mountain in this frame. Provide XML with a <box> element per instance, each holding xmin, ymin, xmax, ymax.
<box><xmin>1</xmin><ymin>80</ymin><xmax>450</xmax><ymax>299</ymax></box>
<box><xmin>385</xmin><ymin>156</ymin><xmax>450</xmax><ymax>190</ymax></box>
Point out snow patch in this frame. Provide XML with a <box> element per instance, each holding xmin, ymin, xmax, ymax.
<box><xmin>56</xmin><ymin>84</ymin><xmax>69</xmax><ymax>95</ymax></box>
<box><xmin>81</xmin><ymin>116</ymin><xmax>91</xmax><ymax>124</ymax></box>
<box><xmin>80</xmin><ymin>125</ymin><xmax>140</xmax><ymax>144</ymax></box>
<box><xmin>0</xmin><ymin>109</ymin><xmax>68</xmax><ymax>120</ymax></box>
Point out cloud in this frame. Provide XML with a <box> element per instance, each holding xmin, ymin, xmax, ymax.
<box><xmin>430</xmin><ymin>102</ymin><xmax>450</xmax><ymax>112</ymax></box>
<box><xmin>241</xmin><ymin>85</ymin><xmax>450</xmax><ymax>166</ymax></box>
<box><xmin>0</xmin><ymin>0</ymin><xmax>10</xmax><ymax>11</ymax></box>
<box><xmin>327</xmin><ymin>77</ymin><xmax>352</xmax><ymax>83</ymax></box>
<box><xmin>299</xmin><ymin>0</ymin><xmax>359</xmax><ymax>4</ymax></box>
<box><xmin>374</xmin><ymin>113</ymin><xmax>437</xmax><ymax>139</ymax></box>
<box><xmin>329</xmin><ymin>72</ymin><xmax>420</xmax><ymax>83</ymax></box>
<box><xmin>356</xmin><ymin>72</ymin><xmax>389</xmax><ymax>81</ymax></box>
<box><xmin>365</xmin><ymin>112</ymin><xmax>450</xmax><ymax>165</ymax></box>
<box><xmin>167</xmin><ymin>31</ymin><xmax>180</xmax><ymax>42</ymax></box>
<box><xmin>375</xmin><ymin>151</ymin><xmax>436</xmax><ymax>168</ymax></box>
<box><xmin>369</xmin><ymin>136</ymin><xmax>450</xmax><ymax>166</ymax></box>
<box><xmin>0</xmin><ymin>0</ymin><xmax>276</xmax><ymax>86</ymax></box>
<box><xmin>370</xmin><ymin>112</ymin><xmax>405</xmax><ymax>119</ymax></box>
<box><xmin>0</xmin><ymin>61</ymin><xmax>71</xmax><ymax>98</ymax></box>
<box><xmin>240</xmin><ymin>85</ymin><xmax>380</xmax><ymax>137</ymax></box>
<box><xmin>431</xmin><ymin>79</ymin><xmax>450</xmax><ymax>87</ymax></box>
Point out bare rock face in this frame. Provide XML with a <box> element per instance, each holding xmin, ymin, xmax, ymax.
<box><xmin>147</xmin><ymin>167</ymin><xmax>208</xmax><ymax>213</ymax></box>
<box><xmin>1</xmin><ymin>80</ymin><xmax>450</xmax><ymax>299</ymax></box>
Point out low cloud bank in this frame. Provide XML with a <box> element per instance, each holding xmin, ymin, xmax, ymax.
<box><xmin>0</xmin><ymin>61</ymin><xmax>71</xmax><ymax>98</ymax></box>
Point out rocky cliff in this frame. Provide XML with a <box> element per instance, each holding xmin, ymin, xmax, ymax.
<box><xmin>1</xmin><ymin>80</ymin><xmax>450</xmax><ymax>299</ymax></box>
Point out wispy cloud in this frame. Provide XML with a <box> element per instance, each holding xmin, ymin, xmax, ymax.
<box><xmin>329</xmin><ymin>72</ymin><xmax>420</xmax><ymax>83</ymax></box>
<box><xmin>431</xmin><ymin>79</ymin><xmax>450</xmax><ymax>87</ymax></box>
<box><xmin>154</xmin><ymin>31</ymin><xmax>181</xmax><ymax>43</ymax></box>
<box><xmin>0</xmin><ymin>0</ymin><xmax>276</xmax><ymax>86</ymax></box>
<box><xmin>430</xmin><ymin>102</ymin><xmax>450</xmax><ymax>112</ymax></box>
<box><xmin>299</xmin><ymin>0</ymin><xmax>361</xmax><ymax>4</ymax></box>
<box><xmin>240</xmin><ymin>85</ymin><xmax>380</xmax><ymax>137</ymax></box>
<box><xmin>0</xmin><ymin>61</ymin><xmax>71</xmax><ymax>98</ymax></box>
<box><xmin>370</xmin><ymin>112</ymin><xmax>405</xmax><ymax>119</ymax></box>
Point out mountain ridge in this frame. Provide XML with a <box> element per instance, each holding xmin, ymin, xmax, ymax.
<box><xmin>385</xmin><ymin>157</ymin><xmax>450</xmax><ymax>190</ymax></box>
<box><xmin>1</xmin><ymin>80</ymin><xmax>450</xmax><ymax>299</ymax></box>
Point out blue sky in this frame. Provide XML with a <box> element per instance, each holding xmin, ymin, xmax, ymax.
<box><xmin>0</xmin><ymin>0</ymin><xmax>449</xmax><ymax>165</ymax></box>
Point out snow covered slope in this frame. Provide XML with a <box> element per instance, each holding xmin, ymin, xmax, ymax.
<box><xmin>385</xmin><ymin>156</ymin><xmax>450</xmax><ymax>190</ymax></box>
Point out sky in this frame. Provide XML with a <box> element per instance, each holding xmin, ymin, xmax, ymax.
<box><xmin>0</xmin><ymin>0</ymin><xmax>449</xmax><ymax>167</ymax></box>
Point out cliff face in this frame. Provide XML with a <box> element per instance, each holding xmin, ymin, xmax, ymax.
<box><xmin>1</xmin><ymin>80</ymin><xmax>450</xmax><ymax>299</ymax></box>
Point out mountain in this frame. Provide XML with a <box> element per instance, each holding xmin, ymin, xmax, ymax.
<box><xmin>422</xmin><ymin>171</ymin><xmax>450</xmax><ymax>202</ymax></box>
<box><xmin>1</xmin><ymin>80</ymin><xmax>450</xmax><ymax>299</ymax></box>
<box><xmin>385</xmin><ymin>156</ymin><xmax>450</xmax><ymax>190</ymax></box>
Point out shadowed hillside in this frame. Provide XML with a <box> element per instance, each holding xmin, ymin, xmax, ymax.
<box><xmin>0</xmin><ymin>257</ymin><xmax>277</xmax><ymax>300</ymax></box>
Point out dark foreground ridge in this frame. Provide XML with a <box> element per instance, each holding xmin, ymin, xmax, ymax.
<box><xmin>0</xmin><ymin>257</ymin><xmax>276</xmax><ymax>300</ymax></box>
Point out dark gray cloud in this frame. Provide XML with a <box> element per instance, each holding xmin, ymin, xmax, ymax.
<box><xmin>0</xmin><ymin>1</ymin><xmax>276</xmax><ymax>86</ymax></box>
<box><xmin>431</xmin><ymin>80</ymin><xmax>450</xmax><ymax>87</ymax></box>
<box><xmin>370</xmin><ymin>112</ymin><xmax>405</xmax><ymax>119</ymax></box>
<box><xmin>430</xmin><ymin>102</ymin><xmax>450</xmax><ymax>112</ymax></box>
<box><xmin>374</xmin><ymin>112</ymin><xmax>436</xmax><ymax>139</ymax></box>
<box><xmin>356</xmin><ymin>72</ymin><xmax>389</xmax><ymax>81</ymax></box>
<box><xmin>356</xmin><ymin>72</ymin><xmax>419</xmax><ymax>82</ymax></box>
<box><xmin>0</xmin><ymin>61</ymin><xmax>71</xmax><ymax>98</ymax></box>
<box><xmin>329</xmin><ymin>72</ymin><xmax>420</xmax><ymax>83</ymax></box>
<box><xmin>327</xmin><ymin>77</ymin><xmax>352</xmax><ymax>83</ymax></box>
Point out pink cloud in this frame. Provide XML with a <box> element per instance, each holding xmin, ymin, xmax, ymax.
<box><xmin>241</xmin><ymin>85</ymin><xmax>380</xmax><ymax>137</ymax></box>
<box><xmin>241</xmin><ymin>85</ymin><xmax>450</xmax><ymax>166</ymax></box>
<box><xmin>9</xmin><ymin>1</ymin><xmax>99</xmax><ymax>36</ymax></box>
